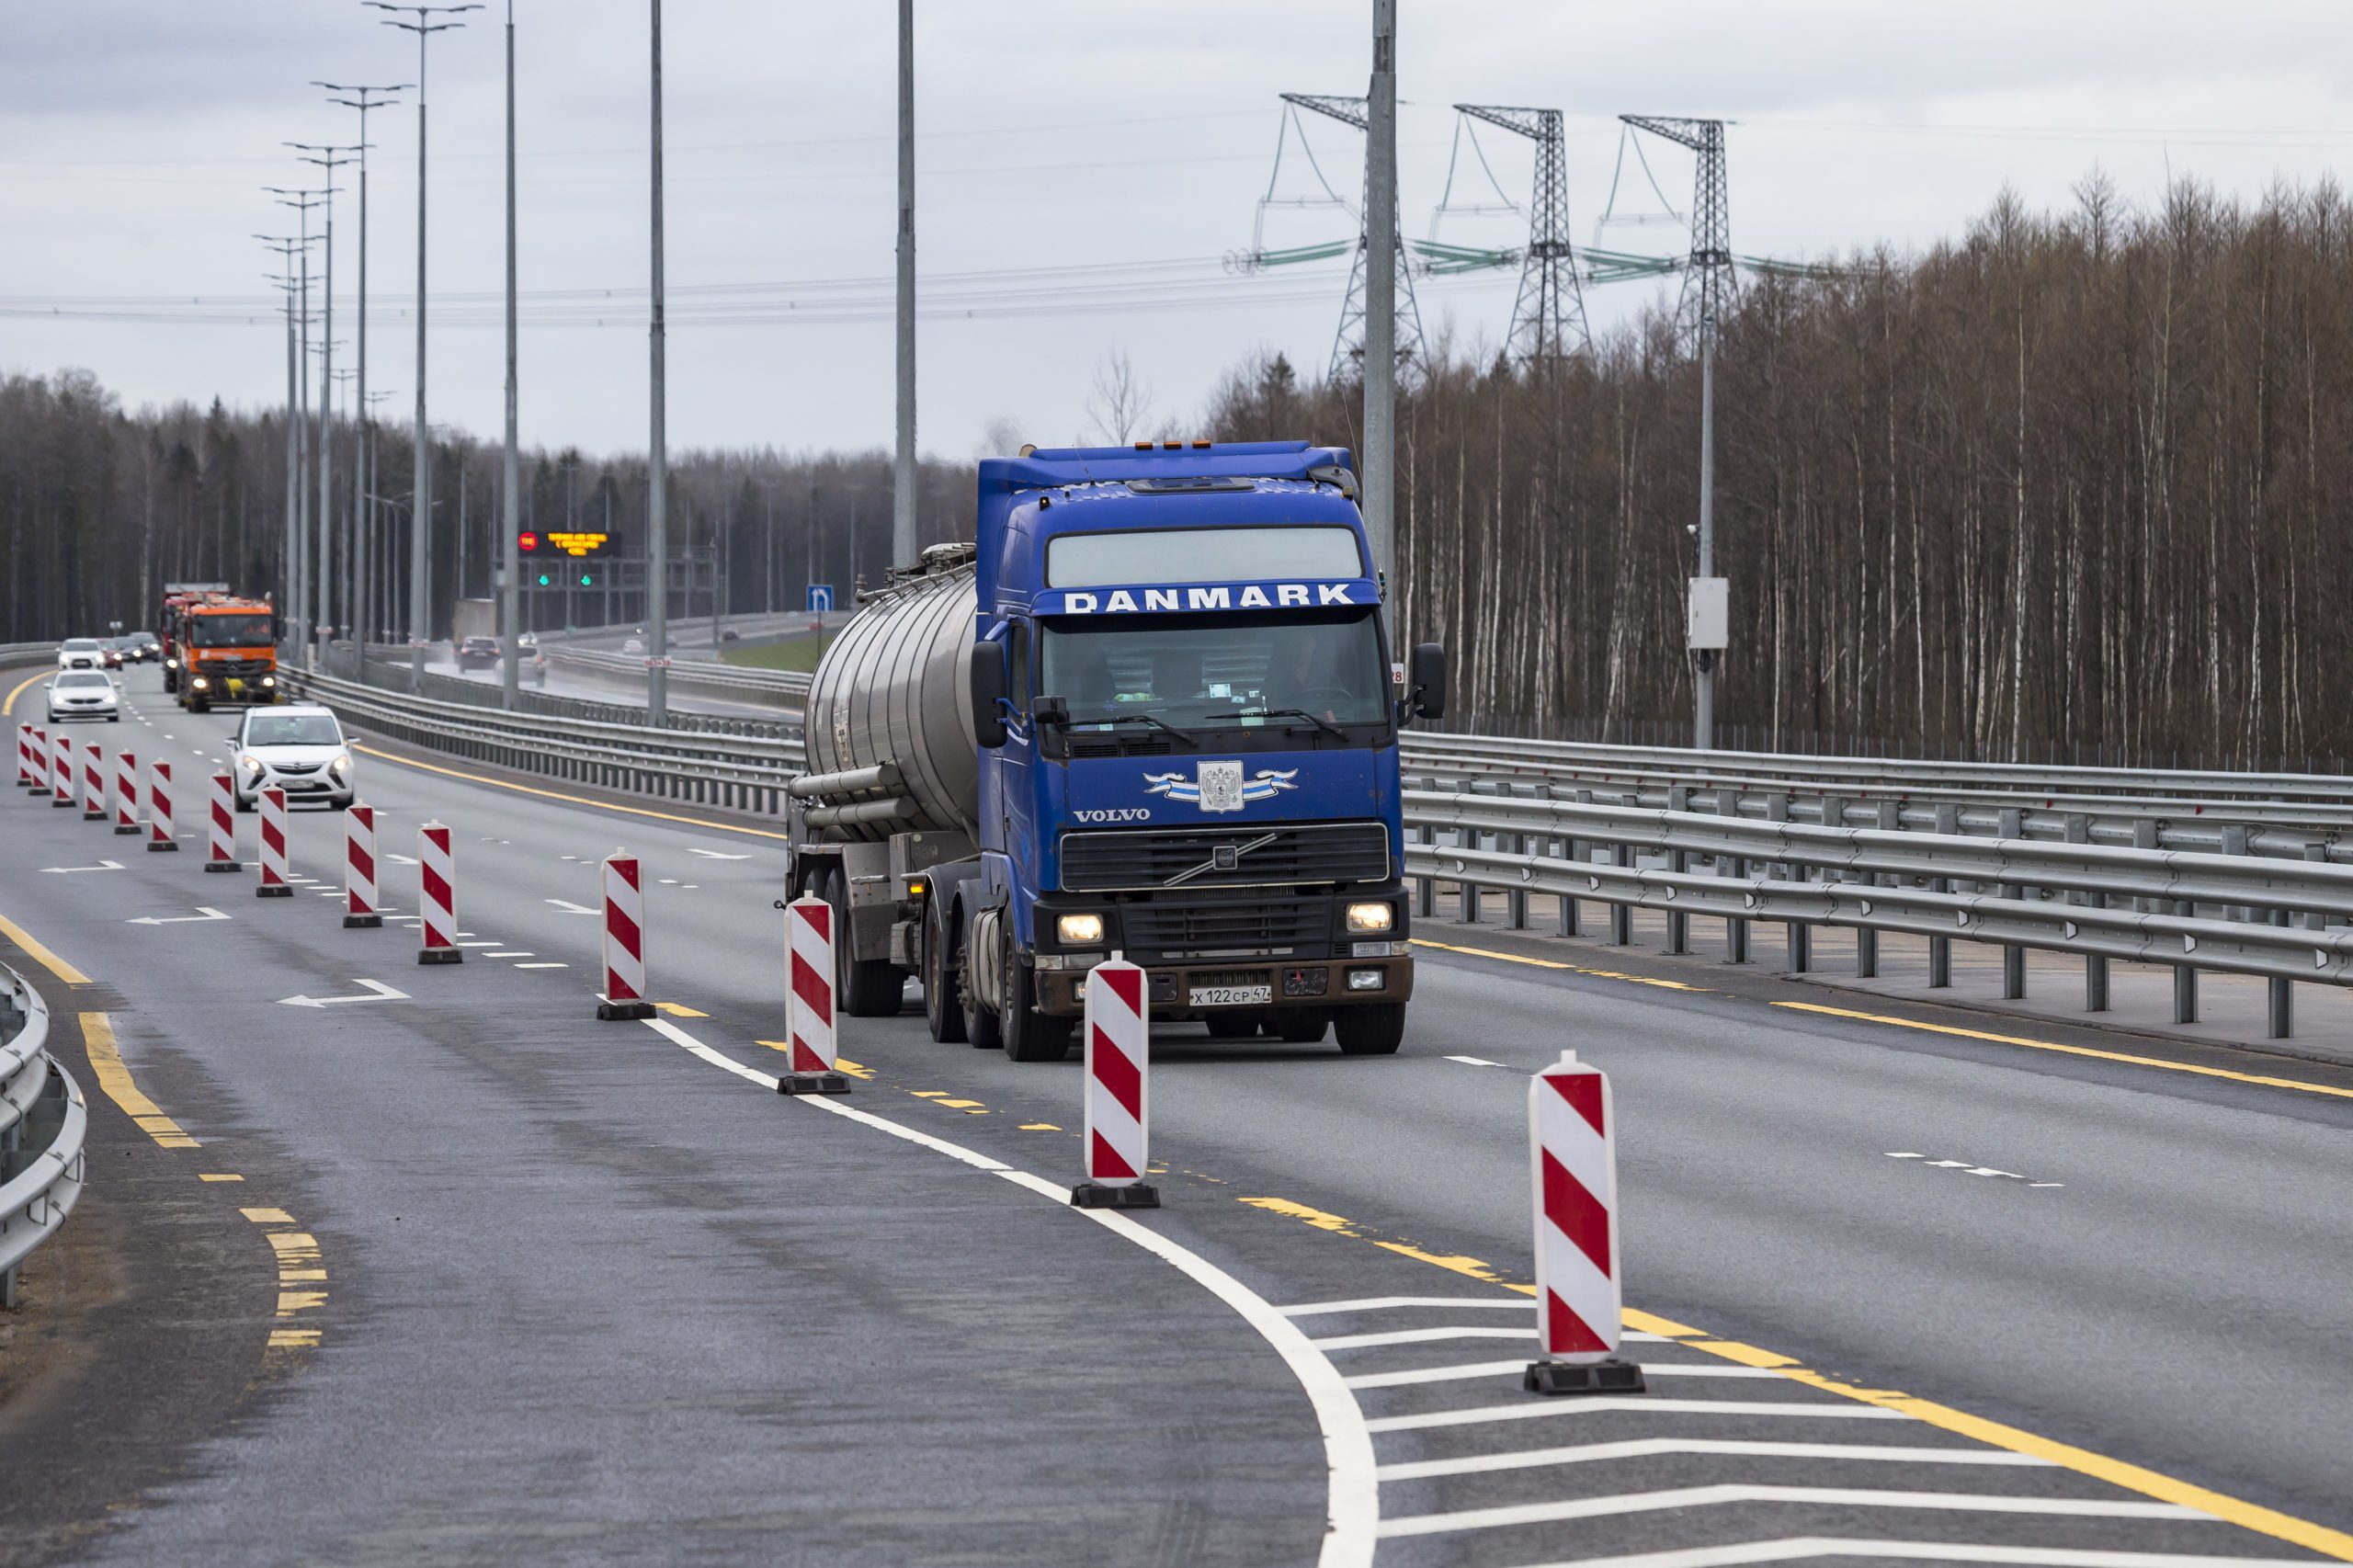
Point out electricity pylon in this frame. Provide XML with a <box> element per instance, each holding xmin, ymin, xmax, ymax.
<box><xmin>1281</xmin><ymin>92</ymin><xmax>1426</xmax><ymax>381</ymax></box>
<box><xmin>1618</xmin><ymin>116</ymin><xmax>1731</xmax><ymax>354</ymax></box>
<box><xmin>1452</xmin><ymin>105</ymin><xmax>1588</xmax><ymax>363</ymax></box>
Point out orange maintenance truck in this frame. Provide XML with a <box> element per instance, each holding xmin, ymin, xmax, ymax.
<box><xmin>169</xmin><ymin>594</ymin><xmax>280</xmax><ymax>712</ymax></box>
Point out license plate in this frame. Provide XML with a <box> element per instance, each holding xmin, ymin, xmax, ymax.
<box><xmin>1189</xmin><ymin>984</ymin><xmax>1272</xmax><ymax>1008</ymax></box>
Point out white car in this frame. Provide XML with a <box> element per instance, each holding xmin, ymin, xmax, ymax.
<box><xmin>230</xmin><ymin>704</ymin><xmax>356</xmax><ymax>812</ymax></box>
<box><xmin>45</xmin><ymin>670</ymin><xmax>120</xmax><ymax>722</ymax></box>
<box><xmin>56</xmin><ymin>638</ymin><xmax>106</xmax><ymax>671</ymax></box>
<box><xmin>621</xmin><ymin>636</ymin><xmax>645</xmax><ymax>654</ymax></box>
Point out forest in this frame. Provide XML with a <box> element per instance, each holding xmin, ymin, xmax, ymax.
<box><xmin>3</xmin><ymin>176</ymin><xmax>2347</xmax><ymax>768</ymax></box>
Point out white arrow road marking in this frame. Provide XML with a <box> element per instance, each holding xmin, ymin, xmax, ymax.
<box><xmin>276</xmin><ymin>978</ymin><xmax>410</xmax><ymax>1009</ymax></box>
<box><xmin>687</xmin><ymin>847</ymin><xmax>751</xmax><ymax>860</ymax></box>
<box><xmin>126</xmin><ymin>907</ymin><xmax>233</xmax><ymax>926</ymax></box>
<box><xmin>544</xmin><ymin>898</ymin><xmax>597</xmax><ymax>915</ymax></box>
<box><xmin>40</xmin><ymin>859</ymin><xmax>126</xmax><ymax>874</ymax></box>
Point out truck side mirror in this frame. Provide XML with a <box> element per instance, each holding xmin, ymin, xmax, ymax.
<box><xmin>970</xmin><ymin>645</ymin><xmax>1008</xmax><ymax>748</ymax></box>
<box><xmin>1407</xmin><ymin>642</ymin><xmax>1448</xmax><ymax>722</ymax></box>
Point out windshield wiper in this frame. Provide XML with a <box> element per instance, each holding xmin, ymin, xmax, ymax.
<box><xmin>1068</xmin><ymin>711</ymin><xmax>1196</xmax><ymax>747</ymax></box>
<box><xmin>1205</xmin><ymin>707</ymin><xmax>1347</xmax><ymax>741</ymax></box>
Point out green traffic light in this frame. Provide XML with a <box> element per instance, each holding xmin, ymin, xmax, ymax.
<box><xmin>536</xmin><ymin>573</ymin><xmax>551</xmax><ymax>586</ymax></box>
<box><xmin>579</xmin><ymin>574</ymin><xmax>593</xmax><ymax>587</ymax></box>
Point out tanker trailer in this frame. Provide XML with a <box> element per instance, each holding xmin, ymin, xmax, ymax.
<box><xmin>787</xmin><ymin>440</ymin><xmax>1448</xmax><ymax>1062</ymax></box>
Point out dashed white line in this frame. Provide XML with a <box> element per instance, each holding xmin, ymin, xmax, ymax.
<box><xmin>1444</xmin><ymin>1054</ymin><xmax>1506</xmax><ymax>1067</ymax></box>
<box><xmin>513</xmin><ymin>961</ymin><xmax>569</xmax><ymax>969</ymax></box>
<box><xmin>544</xmin><ymin>898</ymin><xmax>597</xmax><ymax>915</ymax></box>
<box><xmin>1312</xmin><ymin>1324</ymin><xmax>1542</xmax><ymax>1352</ymax></box>
<box><xmin>484</xmin><ymin>950</ymin><xmax>533</xmax><ymax>959</ymax></box>
<box><xmin>1376</xmin><ymin>1438</ymin><xmax>2053</xmax><ymax>1482</ymax></box>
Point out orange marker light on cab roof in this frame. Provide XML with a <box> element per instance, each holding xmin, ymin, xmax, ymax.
<box><xmin>1191</xmin><ymin>439</ymin><xmax>1211</xmax><ymax>449</ymax></box>
<box><xmin>1133</xmin><ymin>440</ymin><xmax>1152</xmax><ymax>450</ymax></box>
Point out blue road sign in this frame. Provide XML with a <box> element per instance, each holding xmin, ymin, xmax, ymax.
<box><xmin>807</xmin><ymin>585</ymin><xmax>835</xmax><ymax>613</ymax></box>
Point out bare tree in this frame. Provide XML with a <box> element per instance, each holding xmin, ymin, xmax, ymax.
<box><xmin>1085</xmin><ymin>350</ymin><xmax>1155</xmax><ymax>445</ymax></box>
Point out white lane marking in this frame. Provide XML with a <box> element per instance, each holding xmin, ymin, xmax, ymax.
<box><xmin>1313</xmin><ymin>1324</ymin><xmax>1534</xmax><ymax>1351</ymax></box>
<box><xmin>1367</xmin><ymin>1398</ymin><xmax>1905</xmax><ymax>1434</ymax></box>
<box><xmin>39</xmin><ymin>859</ymin><xmax>125</xmax><ymax>874</ymax></box>
<box><xmin>1378</xmin><ymin>1438</ymin><xmax>2054</xmax><ymax>1482</ymax></box>
<box><xmin>514</xmin><ymin>961</ymin><xmax>569</xmax><ymax>969</ymax></box>
<box><xmin>1281</xmin><ymin>1296</ymin><xmax>1540</xmax><ymax>1316</ymax></box>
<box><xmin>484</xmin><ymin>951</ymin><xmax>534</xmax><ymax>959</ymax></box>
<box><xmin>687</xmin><ymin>847</ymin><xmax>751</xmax><ymax>860</ymax></box>
<box><xmin>1503</xmin><ymin>1541</ymin><xmax>2326</xmax><ymax>1568</ymax></box>
<box><xmin>1380</xmin><ymin>1485</ymin><xmax>2206</xmax><ymax>1538</ymax></box>
<box><xmin>1344</xmin><ymin>1359</ymin><xmax>1788</xmax><ymax>1390</ymax></box>
<box><xmin>126</xmin><ymin>907</ymin><xmax>233</xmax><ymax>926</ymax></box>
<box><xmin>455</xmin><ymin>940</ymin><xmax>504</xmax><ymax>949</ymax></box>
<box><xmin>657</xmin><ymin>878</ymin><xmax>677</xmax><ymax>884</ymax></box>
<box><xmin>1886</xmin><ymin>1152</ymin><xmax>2063</xmax><ymax>1188</ymax></box>
<box><xmin>277</xmin><ymin>978</ymin><xmax>409</xmax><ymax>1008</ymax></box>
<box><xmin>643</xmin><ymin>1017</ymin><xmax>1379</xmax><ymax>1568</ymax></box>
<box><xmin>1444</xmin><ymin>1054</ymin><xmax>1505</xmax><ymax>1067</ymax></box>
<box><xmin>386</xmin><ymin>852</ymin><xmax>419</xmax><ymax>865</ymax></box>
<box><xmin>544</xmin><ymin>898</ymin><xmax>597</xmax><ymax>915</ymax></box>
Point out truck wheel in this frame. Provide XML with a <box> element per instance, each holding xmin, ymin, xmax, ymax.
<box><xmin>1334</xmin><ymin>1003</ymin><xmax>1407</xmax><ymax>1056</ymax></box>
<box><xmin>815</xmin><ymin>867</ymin><xmax>904</xmax><ymax>1017</ymax></box>
<box><xmin>1275</xmin><ymin>1011</ymin><xmax>1330</xmax><ymax>1044</ymax></box>
<box><xmin>924</xmin><ymin>920</ymin><xmax>968</xmax><ymax>1044</ymax></box>
<box><xmin>1001</xmin><ymin>952</ymin><xmax>1074</xmax><ymax>1063</ymax></box>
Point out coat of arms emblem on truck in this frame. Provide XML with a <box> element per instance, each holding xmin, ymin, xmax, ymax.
<box><xmin>1142</xmin><ymin>763</ymin><xmax>1299</xmax><ymax>813</ymax></box>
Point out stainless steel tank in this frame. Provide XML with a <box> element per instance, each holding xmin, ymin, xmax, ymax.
<box><xmin>800</xmin><ymin>559</ymin><xmax>978</xmax><ymax>841</ymax></box>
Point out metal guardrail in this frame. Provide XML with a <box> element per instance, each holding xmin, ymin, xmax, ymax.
<box><xmin>540</xmin><ymin>642</ymin><xmax>813</xmax><ymax>700</ymax></box>
<box><xmin>0</xmin><ymin>642</ymin><xmax>57</xmax><ymax>665</ymax></box>
<box><xmin>335</xmin><ymin>651</ymin><xmax>797</xmax><ymax>744</ymax></box>
<box><xmin>284</xmin><ymin>669</ymin><xmax>806</xmax><ymax>815</ymax></box>
<box><xmin>1</xmin><ymin>960</ymin><xmax>87</xmax><ymax>1307</ymax></box>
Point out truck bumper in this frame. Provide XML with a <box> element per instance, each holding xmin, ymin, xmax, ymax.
<box><xmin>1030</xmin><ymin>951</ymin><xmax>1414</xmax><ymax>1018</ymax></box>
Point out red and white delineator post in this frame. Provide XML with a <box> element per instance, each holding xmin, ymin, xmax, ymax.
<box><xmin>416</xmin><ymin>821</ymin><xmax>460</xmax><ymax>964</ymax></box>
<box><xmin>204</xmin><ymin>772</ymin><xmax>241</xmax><ymax>872</ymax></box>
<box><xmin>343</xmin><ymin>803</ymin><xmax>382</xmax><ymax>928</ymax></box>
<box><xmin>147</xmin><ymin>760</ymin><xmax>177</xmax><ymax>852</ymax></box>
<box><xmin>16</xmin><ymin>723</ymin><xmax>34</xmax><ymax>790</ymax></box>
<box><xmin>255</xmin><ymin>786</ymin><xmax>291</xmax><ymax>892</ymax></box>
<box><xmin>112</xmin><ymin>749</ymin><xmax>141</xmax><ymax>835</ymax></box>
<box><xmin>49</xmin><ymin>733</ymin><xmax>73</xmax><ymax>808</ymax></box>
<box><xmin>1523</xmin><ymin>1050</ymin><xmax>1644</xmax><ymax>1395</ymax></box>
<box><xmin>24</xmin><ymin>725</ymin><xmax>48</xmax><ymax>792</ymax></box>
<box><xmin>1073</xmin><ymin>958</ymin><xmax>1157</xmax><ymax>1209</ymax></box>
<box><xmin>80</xmin><ymin>742</ymin><xmax>106</xmax><ymax>820</ymax></box>
<box><xmin>596</xmin><ymin>851</ymin><xmax>654</xmax><ymax>1020</ymax></box>
<box><xmin>776</xmin><ymin>895</ymin><xmax>848</xmax><ymax>1095</ymax></box>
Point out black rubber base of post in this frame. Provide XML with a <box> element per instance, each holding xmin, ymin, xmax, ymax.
<box><xmin>80</xmin><ymin>810</ymin><xmax>105</xmax><ymax>821</ymax></box>
<box><xmin>343</xmin><ymin>914</ymin><xmax>383</xmax><ymax>929</ymax></box>
<box><xmin>597</xmin><ymin>999</ymin><xmax>655</xmax><ymax>1021</ymax></box>
<box><xmin>776</xmin><ymin>1072</ymin><xmax>850</xmax><ymax>1096</ymax></box>
<box><xmin>256</xmin><ymin>883</ymin><xmax>291</xmax><ymax>896</ymax></box>
<box><xmin>416</xmin><ymin>948</ymin><xmax>464</xmax><ymax>965</ymax></box>
<box><xmin>1070</xmin><ymin>1181</ymin><xmax>1160</xmax><ymax>1210</ymax></box>
<box><xmin>50</xmin><ymin>799</ymin><xmax>73</xmax><ymax>808</ymax></box>
<box><xmin>146</xmin><ymin>841</ymin><xmax>178</xmax><ymax>853</ymax></box>
<box><xmin>203</xmin><ymin>861</ymin><xmax>243</xmax><ymax>873</ymax></box>
<box><xmin>1524</xmin><ymin>1358</ymin><xmax>1647</xmax><ymax>1396</ymax></box>
<box><xmin>113</xmin><ymin>824</ymin><xmax>139</xmax><ymax>835</ymax></box>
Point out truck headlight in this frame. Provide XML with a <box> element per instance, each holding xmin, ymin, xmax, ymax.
<box><xmin>165</xmin><ymin>657</ymin><xmax>178</xmax><ymax>669</ymax></box>
<box><xmin>1056</xmin><ymin>913</ymin><xmax>1105</xmax><ymax>945</ymax></box>
<box><xmin>1345</xmin><ymin>901</ymin><xmax>1395</xmax><ymax>934</ymax></box>
<box><xmin>261</xmin><ymin>676</ymin><xmax>277</xmax><ymax>688</ymax></box>
<box><xmin>191</xmin><ymin>676</ymin><xmax>210</xmax><ymax>690</ymax></box>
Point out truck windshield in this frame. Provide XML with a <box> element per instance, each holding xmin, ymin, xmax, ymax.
<box><xmin>1039</xmin><ymin>607</ymin><xmax>1387</xmax><ymax>731</ymax></box>
<box><xmin>1046</xmin><ymin>526</ymin><xmax>1364</xmax><ymax>587</ymax></box>
<box><xmin>187</xmin><ymin>614</ymin><xmax>273</xmax><ymax>647</ymax></box>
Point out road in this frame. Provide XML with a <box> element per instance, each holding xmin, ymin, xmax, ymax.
<box><xmin>2</xmin><ymin>664</ymin><xmax>2349</xmax><ymax>1566</ymax></box>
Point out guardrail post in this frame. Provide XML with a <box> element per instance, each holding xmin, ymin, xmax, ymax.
<box><xmin>2305</xmin><ymin>843</ymin><xmax>2328</xmax><ymax>934</ymax></box>
<box><xmin>1561</xmin><ymin>789</ymin><xmax>1592</xmax><ymax>937</ymax></box>
<box><xmin>1665</xmin><ymin>785</ymin><xmax>1690</xmax><ymax>955</ymax></box>
<box><xmin>1858</xmin><ymin>801</ymin><xmax>1895</xmax><ymax>978</ymax></box>
<box><xmin>2174</xmin><ymin>902</ymin><xmax>2200</xmax><ymax>1024</ymax></box>
<box><xmin>1768</xmin><ymin>795</ymin><xmax>1808</xmax><ymax>972</ymax></box>
<box><xmin>2132</xmin><ymin>820</ymin><xmax>2157</xmax><ymax>913</ymax></box>
<box><xmin>2068</xmin><ymin>815</ymin><xmax>2109</xmax><ymax>1011</ymax></box>
<box><xmin>2270</xmin><ymin>903</ymin><xmax>2296</xmax><ymax>1040</ymax></box>
<box><xmin>1506</xmin><ymin>782</ymin><xmax>1534</xmax><ymax>929</ymax></box>
<box><xmin>1722</xmin><ymin>790</ymin><xmax>1750</xmax><ymax>964</ymax></box>
<box><xmin>1609</xmin><ymin>840</ymin><xmax>1632</xmax><ymax>946</ymax></box>
<box><xmin>1998</xmin><ymin>807</ymin><xmax>2027</xmax><ymax>1000</ymax></box>
<box><xmin>1454</xmin><ymin>780</ymin><xmax>1480</xmax><ymax>926</ymax></box>
<box><xmin>1415</xmin><ymin>817</ymin><xmax>1436</xmax><ymax>918</ymax></box>
<box><xmin>1928</xmin><ymin>801</ymin><xmax>1957</xmax><ymax>988</ymax></box>
<box><xmin>2221</xmin><ymin>825</ymin><xmax>2250</xmax><ymax>924</ymax></box>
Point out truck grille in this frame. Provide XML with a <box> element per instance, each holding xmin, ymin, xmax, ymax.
<box><xmin>200</xmin><ymin>657</ymin><xmax>273</xmax><ymax>678</ymax></box>
<box><xmin>1061</xmin><ymin>822</ymin><xmax>1389</xmax><ymax>892</ymax></box>
<box><xmin>1120</xmin><ymin>897</ymin><xmax>1327</xmax><ymax>957</ymax></box>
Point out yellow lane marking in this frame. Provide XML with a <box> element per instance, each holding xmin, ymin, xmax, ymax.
<box><xmin>199</xmin><ymin>1173</ymin><xmax>244</xmax><ymax>1183</ymax></box>
<box><xmin>652</xmin><ymin>1001</ymin><xmax>708</xmax><ymax>1018</ymax></box>
<box><xmin>269</xmin><ymin>1329</ymin><xmax>323</xmax><ymax>1348</ymax></box>
<box><xmin>1019</xmin><ymin>1121</ymin><xmax>1062</xmax><ymax>1131</ymax></box>
<box><xmin>82</xmin><ymin>1013</ymin><xmax>199</xmax><ymax>1147</ymax></box>
<box><xmin>0</xmin><ymin>912</ymin><xmax>92</xmax><ymax>985</ymax></box>
<box><xmin>756</xmin><ymin>1041</ymin><xmax>875</xmax><ymax>1078</ymax></box>
<box><xmin>353</xmin><ymin>744</ymin><xmax>790</xmax><ymax>841</ymax></box>
<box><xmin>935</xmin><ymin>1098</ymin><xmax>987</xmax><ymax>1113</ymax></box>
<box><xmin>1229</xmin><ymin>1193</ymin><xmax>2352</xmax><ymax>1561</ymax></box>
<box><xmin>1411</xmin><ymin>937</ymin><xmax>1711</xmax><ymax>993</ymax></box>
<box><xmin>1776</xmin><ymin>1001</ymin><xmax>2353</xmax><ymax>1104</ymax></box>
<box><xmin>240</xmin><ymin>1207</ymin><xmax>295</xmax><ymax>1225</ymax></box>
<box><xmin>4</xmin><ymin>669</ymin><xmax>50</xmax><ymax>717</ymax></box>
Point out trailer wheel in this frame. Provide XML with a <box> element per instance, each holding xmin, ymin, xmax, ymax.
<box><xmin>1001</xmin><ymin>941</ymin><xmax>1074</xmax><ymax>1063</ymax></box>
<box><xmin>1333</xmin><ymin>1003</ymin><xmax>1406</xmax><ymax>1056</ymax></box>
<box><xmin>924</xmin><ymin>909</ymin><xmax>968</xmax><ymax>1044</ymax></box>
<box><xmin>817</xmin><ymin>867</ymin><xmax>905</xmax><ymax>1017</ymax></box>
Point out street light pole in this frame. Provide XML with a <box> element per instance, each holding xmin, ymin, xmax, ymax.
<box><xmin>369</xmin><ymin>2</ymin><xmax>479</xmax><ymax>690</ymax></box>
<box><xmin>266</xmin><ymin>187</ymin><xmax>327</xmax><ymax>654</ymax></box>
<box><xmin>892</xmin><ymin>0</ymin><xmax>916</xmax><ymax>570</ymax></box>
<box><xmin>646</xmin><ymin>0</ymin><xmax>670</xmax><ymax>722</ymax></box>
<box><xmin>498</xmin><ymin>0</ymin><xmax>523</xmax><ymax>708</ymax></box>
<box><xmin>318</xmin><ymin>84</ymin><xmax>407</xmax><ymax>667</ymax></box>
<box><xmin>290</xmin><ymin>145</ymin><xmax>358</xmax><ymax>666</ymax></box>
<box><xmin>257</xmin><ymin>239</ymin><xmax>309</xmax><ymax>638</ymax></box>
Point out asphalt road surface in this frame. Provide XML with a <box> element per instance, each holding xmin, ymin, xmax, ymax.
<box><xmin>2</xmin><ymin>665</ymin><xmax>2348</xmax><ymax>1567</ymax></box>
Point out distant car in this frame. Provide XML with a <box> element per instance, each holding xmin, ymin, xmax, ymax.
<box><xmin>230</xmin><ymin>704</ymin><xmax>355</xmax><ymax>812</ymax></box>
<box><xmin>56</xmin><ymin>638</ymin><xmax>105</xmax><ymax>671</ymax></box>
<box><xmin>621</xmin><ymin>637</ymin><xmax>645</xmax><ymax>654</ymax></box>
<box><xmin>455</xmin><ymin>635</ymin><xmax>501</xmax><ymax>671</ymax></box>
<box><xmin>97</xmin><ymin>640</ymin><xmax>124</xmax><ymax>670</ymax></box>
<box><xmin>128</xmin><ymin>631</ymin><xmax>161</xmax><ymax>663</ymax></box>
<box><xmin>517</xmin><ymin>631</ymin><xmax>538</xmax><ymax>650</ymax></box>
<box><xmin>45</xmin><ymin>670</ymin><xmax>119</xmax><ymax>722</ymax></box>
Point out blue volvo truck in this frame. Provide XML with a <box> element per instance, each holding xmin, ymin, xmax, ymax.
<box><xmin>786</xmin><ymin>440</ymin><xmax>1447</xmax><ymax>1062</ymax></box>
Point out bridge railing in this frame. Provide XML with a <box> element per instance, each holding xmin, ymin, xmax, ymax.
<box><xmin>0</xmin><ymin>960</ymin><xmax>87</xmax><ymax>1308</ymax></box>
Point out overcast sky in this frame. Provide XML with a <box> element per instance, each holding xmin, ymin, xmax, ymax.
<box><xmin>7</xmin><ymin>1</ymin><xmax>2353</xmax><ymax>461</ymax></box>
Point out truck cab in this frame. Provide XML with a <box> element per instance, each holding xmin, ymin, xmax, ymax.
<box><xmin>790</xmin><ymin>440</ymin><xmax>1444</xmax><ymax>1063</ymax></box>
